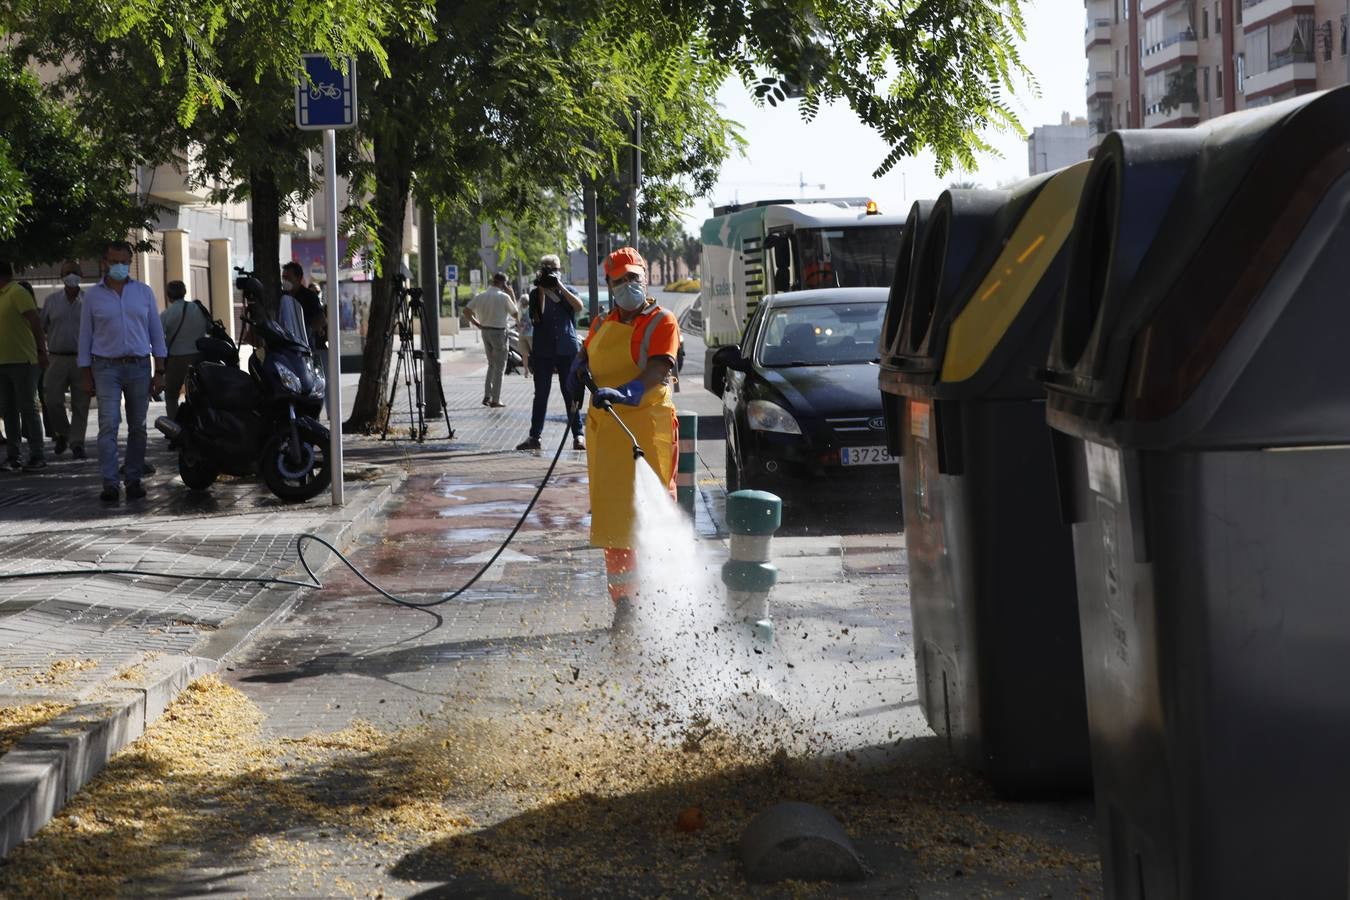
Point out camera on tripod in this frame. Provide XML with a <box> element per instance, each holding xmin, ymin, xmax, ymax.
<box><xmin>234</xmin><ymin>267</ymin><xmax>265</xmax><ymax>302</ymax></box>
<box><xmin>381</xmin><ymin>274</ymin><xmax>453</xmax><ymax>443</ymax></box>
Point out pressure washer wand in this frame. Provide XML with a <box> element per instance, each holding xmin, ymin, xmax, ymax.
<box><xmin>580</xmin><ymin>366</ymin><xmax>644</xmax><ymax>460</ymax></box>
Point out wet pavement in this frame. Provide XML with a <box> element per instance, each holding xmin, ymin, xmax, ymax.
<box><xmin>0</xmin><ymin>348</ymin><xmax>1102</xmax><ymax>897</ymax></box>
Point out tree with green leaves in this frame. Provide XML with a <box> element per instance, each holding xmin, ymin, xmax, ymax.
<box><xmin>0</xmin><ymin>55</ymin><xmax>153</xmax><ymax>264</ymax></box>
<box><xmin>342</xmin><ymin>0</ymin><xmax>1031</xmax><ymax>431</ymax></box>
<box><xmin>340</xmin><ymin>3</ymin><xmax>736</xmax><ymax>432</ymax></box>
<box><xmin>10</xmin><ymin>0</ymin><xmax>397</xmax><ymax>300</ymax></box>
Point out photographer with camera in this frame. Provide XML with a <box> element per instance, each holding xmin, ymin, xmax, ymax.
<box><xmin>515</xmin><ymin>254</ymin><xmax>584</xmax><ymax>451</ymax></box>
<box><xmin>465</xmin><ymin>272</ymin><xmax>518</xmax><ymax>408</ymax></box>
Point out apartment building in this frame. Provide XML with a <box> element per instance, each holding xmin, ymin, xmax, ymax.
<box><xmin>1028</xmin><ymin>112</ymin><xmax>1093</xmax><ymax>174</ymax></box>
<box><xmin>1085</xmin><ymin>0</ymin><xmax>1347</xmax><ymax>154</ymax></box>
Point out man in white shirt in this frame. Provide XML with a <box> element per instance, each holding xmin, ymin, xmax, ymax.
<box><xmin>78</xmin><ymin>240</ymin><xmax>167</xmax><ymax>503</ymax></box>
<box><xmin>465</xmin><ymin>272</ymin><xmax>518</xmax><ymax>408</ymax></box>
<box><xmin>40</xmin><ymin>259</ymin><xmax>89</xmax><ymax>458</ymax></box>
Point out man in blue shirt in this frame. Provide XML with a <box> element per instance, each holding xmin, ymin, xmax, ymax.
<box><xmin>78</xmin><ymin>240</ymin><xmax>168</xmax><ymax>503</ymax></box>
<box><xmin>515</xmin><ymin>254</ymin><xmax>584</xmax><ymax>451</ymax></box>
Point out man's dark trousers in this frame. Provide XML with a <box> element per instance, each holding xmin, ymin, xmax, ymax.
<box><xmin>528</xmin><ymin>353</ymin><xmax>582</xmax><ymax>440</ymax></box>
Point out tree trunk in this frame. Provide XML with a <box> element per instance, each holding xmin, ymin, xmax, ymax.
<box><xmin>248</xmin><ymin>167</ymin><xmax>283</xmax><ymax>315</ymax></box>
<box><xmin>344</xmin><ymin>122</ymin><xmax>410</xmax><ymax>434</ymax></box>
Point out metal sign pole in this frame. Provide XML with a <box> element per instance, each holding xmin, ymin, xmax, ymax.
<box><xmin>323</xmin><ymin>127</ymin><xmax>344</xmax><ymax>506</ymax></box>
<box><xmin>296</xmin><ymin>53</ymin><xmax>355</xmax><ymax>507</ymax></box>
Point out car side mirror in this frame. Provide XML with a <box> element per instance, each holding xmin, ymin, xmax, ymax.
<box><xmin>712</xmin><ymin>344</ymin><xmax>751</xmax><ymax>373</ymax></box>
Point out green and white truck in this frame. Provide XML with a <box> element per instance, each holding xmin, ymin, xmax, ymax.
<box><xmin>699</xmin><ymin>197</ymin><xmax>905</xmax><ymax>392</ymax></box>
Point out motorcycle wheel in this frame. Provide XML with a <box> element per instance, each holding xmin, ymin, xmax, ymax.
<box><xmin>260</xmin><ymin>426</ymin><xmax>331</xmax><ymax>502</ymax></box>
<box><xmin>178</xmin><ymin>450</ymin><xmax>218</xmax><ymax>491</ymax></box>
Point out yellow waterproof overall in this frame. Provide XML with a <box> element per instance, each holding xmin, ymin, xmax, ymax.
<box><xmin>584</xmin><ymin>312</ymin><xmax>678</xmax><ymax>564</ymax></box>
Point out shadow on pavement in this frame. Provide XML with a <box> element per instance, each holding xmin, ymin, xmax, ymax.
<box><xmin>390</xmin><ymin>735</ymin><xmax>1099</xmax><ymax>899</ymax></box>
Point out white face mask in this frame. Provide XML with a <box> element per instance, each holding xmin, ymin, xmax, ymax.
<box><xmin>281</xmin><ymin>279</ymin><xmax>295</xmax><ymax>293</ymax></box>
<box><xmin>62</xmin><ymin>274</ymin><xmax>81</xmax><ymax>288</ymax></box>
<box><xmin>612</xmin><ymin>281</ymin><xmax>646</xmax><ymax>311</ymax></box>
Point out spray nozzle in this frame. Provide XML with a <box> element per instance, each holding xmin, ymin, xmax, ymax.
<box><xmin>579</xmin><ymin>364</ymin><xmax>643</xmax><ymax>457</ymax></box>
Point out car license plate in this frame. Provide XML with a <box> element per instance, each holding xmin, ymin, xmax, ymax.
<box><xmin>839</xmin><ymin>446</ymin><xmax>893</xmax><ymax>466</ymax></box>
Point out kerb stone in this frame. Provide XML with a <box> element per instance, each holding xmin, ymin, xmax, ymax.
<box><xmin>739</xmin><ymin>801</ymin><xmax>868</xmax><ymax>885</ymax></box>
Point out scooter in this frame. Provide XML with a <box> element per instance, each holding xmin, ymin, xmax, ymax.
<box><xmin>155</xmin><ymin>272</ymin><xmax>331</xmax><ymax>502</ymax></box>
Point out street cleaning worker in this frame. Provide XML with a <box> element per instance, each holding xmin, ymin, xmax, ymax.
<box><xmin>571</xmin><ymin>247</ymin><xmax>680</xmax><ymax>634</ymax></box>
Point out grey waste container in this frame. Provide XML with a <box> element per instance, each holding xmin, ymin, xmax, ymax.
<box><xmin>1042</xmin><ymin>86</ymin><xmax>1350</xmax><ymax>898</ymax></box>
<box><xmin>881</xmin><ymin>166</ymin><xmax>1093</xmax><ymax>797</ymax></box>
<box><xmin>878</xmin><ymin>200</ymin><xmax>932</xmax><ymax>458</ymax></box>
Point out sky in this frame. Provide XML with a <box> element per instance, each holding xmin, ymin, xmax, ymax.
<box><xmin>678</xmin><ymin>0</ymin><xmax>1089</xmax><ymax>232</ymax></box>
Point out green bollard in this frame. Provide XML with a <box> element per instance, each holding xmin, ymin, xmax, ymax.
<box><xmin>677</xmin><ymin>412</ymin><xmax>698</xmax><ymax>526</ymax></box>
<box><xmin>723</xmin><ymin>489</ymin><xmax>782</xmax><ymax>641</ymax></box>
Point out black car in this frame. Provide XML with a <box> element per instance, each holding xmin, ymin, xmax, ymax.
<box><xmin>713</xmin><ymin>288</ymin><xmax>893</xmax><ymax>498</ymax></box>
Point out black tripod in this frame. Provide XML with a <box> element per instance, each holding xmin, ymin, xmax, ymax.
<box><xmin>381</xmin><ymin>284</ymin><xmax>454</xmax><ymax>442</ymax></box>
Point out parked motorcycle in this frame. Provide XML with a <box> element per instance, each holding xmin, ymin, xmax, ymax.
<box><xmin>155</xmin><ymin>272</ymin><xmax>331</xmax><ymax>502</ymax></box>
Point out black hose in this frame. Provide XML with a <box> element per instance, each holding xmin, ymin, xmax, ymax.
<box><xmin>0</xmin><ymin>420</ymin><xmax>576</xmax><ymax>611</ymax></box>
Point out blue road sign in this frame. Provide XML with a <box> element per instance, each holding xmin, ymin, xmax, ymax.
<box><xmin>444</xmin><ymin>264</ymin><xmax>459</xmax><ymax>283</ymax></box>
<box><xmin>296</xmin><ymin>55</ymin><xmax>357</xmax><ymax>130</ymax></box>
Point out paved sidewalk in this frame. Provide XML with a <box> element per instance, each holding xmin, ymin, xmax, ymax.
<box><xmin>0</xmin><ymin>347</ymin><xmax>515</xmax><ymax>854</ymax></box>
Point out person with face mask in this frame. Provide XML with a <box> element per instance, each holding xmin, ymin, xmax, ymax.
<box><xmin>78</xmin><ymin>240</ymin><xmax>167</xmax><ymax>503</ymax></box>
<box><xmin>159</xmin><ymin>280</ymin><xmax>212</xmax><ymax>419</ymax></box>
<box><xmin>39</xmin><ymin>260</ymin><xmax>90</xmax><ymax>458</ymax></box>
<box><xmin>515</xmin><ymin>254</ymin><xmax>584</xmax><ymax>452</ymax></box>
<box><xmin>569</xmin><ymin>247</ymin><xmax>682</xmax><ymax>637</ymax></box>
<box><xmin>282</xmin><ymin>262</ymin><xmax>326</xmax><ymax>374</ymax></box>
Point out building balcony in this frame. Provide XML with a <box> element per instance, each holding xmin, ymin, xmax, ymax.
<box><xmin>1140</xmin><ymin>0</ymin><xmax>1185</xmax><ymax>17</ymax></box>
<box><xmin>1241</xmin><ymin>0</ymin><xmax>1314</xmax><ymax>28</ymax></box>
<box><xmin>144</xmin><ymin>147</ymin><xmax>211</xmax><ymax>207</ymax></box>
<box><xmin>1085</xmin><ymin>71</ymin><xmax>1114</xmax><ymax>99</ymax></box>
<box><xmin>1144</xmin><ymin>101</ymin><xmax>1200</xmax><ymax>128</ymax></box>
<box><xmin>1244</xmin><ymin>60</ymin><xmax>1317</xmax><ymax>98</ymax></box>
<box><xmin>1142</xmin><ymin>32</ymin><xmax>1198</xmax><ymax>73</ymax></box>
<box><xmin>1085</xmin><ymin>18</ymin><xmax>1113</xmax><ymax>49</ymax></box>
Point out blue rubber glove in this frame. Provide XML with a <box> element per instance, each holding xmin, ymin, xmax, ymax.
<box><xmin>594</xmin><ymin>378</ymin><xmax>645</xmax><ymax>408</ymax></box>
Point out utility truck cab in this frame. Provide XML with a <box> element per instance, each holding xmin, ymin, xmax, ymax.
<box><xmin>700</xmin><ymin>197</ymin><xmax>904</xmax><ymax>393</ymax></box>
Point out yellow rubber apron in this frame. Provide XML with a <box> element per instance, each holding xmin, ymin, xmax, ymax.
<box><xmin>585</xmin><ymin>312</ymin><xmax>677</xmax><ymax>548</ymax></box>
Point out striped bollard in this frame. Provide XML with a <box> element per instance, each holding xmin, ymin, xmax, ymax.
<box><xmin>676</xmin><ymin>411</ymin><xmax>698</xmax><ymax>526</ymax></box>
<box><xmin>722</xmin><ymin>490</ymin><xmax>782</xmax><ymax>642</ymax></box>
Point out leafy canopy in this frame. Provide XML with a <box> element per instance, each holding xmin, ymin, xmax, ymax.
<box><xmin>0</xmin><ymin>55</ymin><xmax>154</xmax><ymax>264</ymax></box>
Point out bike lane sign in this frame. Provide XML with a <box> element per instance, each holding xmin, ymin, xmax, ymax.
<box><xmin>296</xmin><ymin>55</ymin><xmax>357</xmax><ymax>130</ymax></box>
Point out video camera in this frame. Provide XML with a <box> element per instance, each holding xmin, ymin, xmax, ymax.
<box><xmin>233</xmin><ymin>266</ymin><xmax>264</xmax><ymax>302</ymax></box>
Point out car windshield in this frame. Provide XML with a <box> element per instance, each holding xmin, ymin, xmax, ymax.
<box><xmin>756</xmin><ymin>302</ymin><xmax>885</xmax><ymax>367</ymax></box>
<box><xmin>793</xmin><ymin>226</ymin><xmax>902</xmax><ymax>289</ymax></box>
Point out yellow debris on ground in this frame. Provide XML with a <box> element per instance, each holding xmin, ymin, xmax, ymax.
<box><xmin>0</xmin><ymin>701</ymin><xmax>74</xmax><ymax>755</ymax></box>
<box><xmin>29</xmin><ymin>658</ymin><xmax>98</xmax><ymax>686</ymax></box>
<box><xmin>0</xmin><ymin>674</ymin><xmax>1099</xmax><ymax>898</ymax></box>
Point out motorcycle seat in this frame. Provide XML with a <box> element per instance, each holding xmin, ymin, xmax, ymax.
<box><xmin>193</xmin><ymin>361</ymin><xmax>263</xmax><ymax>410</ymax></box>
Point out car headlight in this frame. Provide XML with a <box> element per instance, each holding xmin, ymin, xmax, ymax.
<box><xmin>274</xmin><ymin>363</ymin><xmax>302</xmax><ymax>393</ymax></box>
<box><xmin>747</xmin><ymin>399</ymin><xmax>802</xmax><ymax>434</ymax></box>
